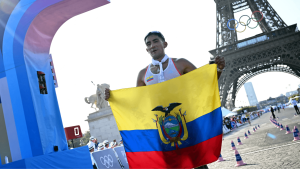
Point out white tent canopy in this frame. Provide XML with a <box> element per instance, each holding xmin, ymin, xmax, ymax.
<box><xmin>231</xmin><ymin>107</ymin><xmax>242</xmax><ymax>112</ymax></box>
<box><xmin>225</xmin><ymin>112</ymin><xmax>238</xmax><ymax>117</ymax></box>
<box><xmin>221</xmin><ymin>107</ymin><xmax>237</xmax><ymax>117</ymax></box>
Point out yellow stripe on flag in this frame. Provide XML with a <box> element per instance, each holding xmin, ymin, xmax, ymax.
<box><xmin>109</xmin><ymin>64</ymin><xmax>220</xmax><ymax>131</ymax></box>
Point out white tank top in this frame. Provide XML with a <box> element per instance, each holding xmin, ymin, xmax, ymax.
<box><xmin>144</xmin><ymin>58</ymin><xmax>181</xmax><ymax>86</ymax></box>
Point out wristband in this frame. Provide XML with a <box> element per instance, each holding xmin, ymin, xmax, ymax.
<box><xmin>217</xmin><ymin>67</ymin><xmax>224</xmax><ymax>72</ymax></box>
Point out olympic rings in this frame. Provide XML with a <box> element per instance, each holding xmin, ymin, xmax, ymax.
<box><xmin>226</xmin><ymin>11</ymin><xmax>264</xmax><ymax>33</ymax></box>
<box><xmin>239</xmin><ymin>15</ymin><xmax>250</xmax><ymax>26</ymax></box>
<box><xmin>100</xmin><ymin>155</ymin><xmax>113</xmax><ymax>168</ymax></box>
<box><xmin>227</xmin><ymin>19</ymin><xmax>239</xmax><ymax>30</ymax></box>
<box><xmin>235</xmin><ymin>22</ymin><xmax>246</xmax><ymax>33</ymax></box>
<box><xmin>247</xmin><ymin>17</ymin><xmax>259</xmax><ymax>29</ymax></box>
<box><xmin>251</xmin><ymin>11</ymin><xmax>263</xmax><ymax>22</ymax></box>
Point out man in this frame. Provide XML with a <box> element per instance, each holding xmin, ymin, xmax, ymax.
<box><xmin>246</xmin><ymin>113</ymin><xmax>251</xmax><ymax>126</ymax></box>
<box><xmin>88</xmin><ymin>141</ymin><xmax>97</xmax><ymax>169</ymax></box>
<box><xmin>241</xmin><ymin>113</ymin><xmax>246</xmax><ymax>123</ymax></box>
<box><xmin>105</xmin><ymin>31</ymin><xmax>225</xmax><ymax>169</ymax></box>
<box><xmin>270</xmin><ymin>106</ymin><xmax>275</xmax><ymax>119</ymax></box>
<box><xmin>87</xmin><ymin>136</ymin><xmax>96</xmax><ymax>150</ymax></box>
<box><xmin>94</xmin><ymin>138</ymin><xmax>99</xmax><ymax>150</ymax></box>
<box><xmin>292</xmin><ymin>99</ymin><xmax>300</xmax><ymax>115</ymax></box>
<box><xmin>118</xmin><ymin>139</ymin><xmax>123</xmax><ymax>146</ymax></box>
<box><xmin>98</xmin><ymin>143</ymin><xmax>105</xmax><ymax>151</ymax></box>
<box><xmin>224</xmin><ymin>117</ymin><xmax>231</xmax><ymax>131</ymax></box>
<box><xmin>277</xmin><ymin>106</ymin><xmax>280</xmax><ymax>113</ymax></box>
<box><xmin>103</xmin><ymin>140</ymin><xmax>110</xmax><ymax>150</ymax></box>
<box><xmin>110</xmin><ymin>139</ymin><xmax>117</xmax><ymax>148</ymax></box>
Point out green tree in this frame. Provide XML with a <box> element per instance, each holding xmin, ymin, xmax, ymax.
<box><xmin>67</xmin><ymin>131</ymin><xmax>91</xmax><ymax>148</ymax></box>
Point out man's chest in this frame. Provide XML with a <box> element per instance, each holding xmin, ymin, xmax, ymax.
<box><xmin>149</xmin><ymin>60</ymin><xmax>183</xmax><ymax>75</ymax></box>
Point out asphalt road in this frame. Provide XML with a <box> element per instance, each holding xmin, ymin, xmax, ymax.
<box><xmin>208</xmin><ymin>107</ymin><xmax>300</xmax><ymax>169</ymax></box>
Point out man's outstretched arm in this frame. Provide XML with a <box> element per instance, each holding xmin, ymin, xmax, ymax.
<box><xmin>175</xmin><ymin>56</ymin><xmax>225</xmax><ymax>79</ymax></box>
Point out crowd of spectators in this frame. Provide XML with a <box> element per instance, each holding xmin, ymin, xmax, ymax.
<box><xmin>87</xmin><ymin>136</ymin><xmax>124</xmax><ymax>168</ymax></box>
<box><xmin>87</xmin><ymin>136</ymin><xmax>123</xmax><ymax>152</ymax></box>
<box><xmin>223</xmin><ymin>111</ymin><xmax>263</xmax><ymax>132</ymax></box>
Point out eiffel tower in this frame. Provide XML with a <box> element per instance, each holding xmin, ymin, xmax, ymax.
<box><xmin>210</xmin><ymin>0</ymin><xmax>300</xmax><ymax>109</ymax></box>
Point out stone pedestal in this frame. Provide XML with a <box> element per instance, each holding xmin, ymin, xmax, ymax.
<box><xmin>86</xmin><ymin>107</ymin><xmax>121</xmax><ymax>142</ymax></box>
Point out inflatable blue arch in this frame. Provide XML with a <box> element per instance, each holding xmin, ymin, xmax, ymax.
<box><xmin>0</xmin><ymin>0</ymin><xmax>110</xmax><ymax>168</ymax></box>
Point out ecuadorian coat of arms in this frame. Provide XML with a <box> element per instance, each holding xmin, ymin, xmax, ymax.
<box><xmin>152</xmin><ymin>102</ymin><xmax>188</xmax><ymax>149</ymax></box>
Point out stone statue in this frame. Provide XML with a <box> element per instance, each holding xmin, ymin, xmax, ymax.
<box><xmin>96</xmin><ymin>83</ymin><xmax>110</xmax><ymax>109</ymax></box>
<box><xmin>85</xmin><ymin>83</ymin><xmax>110</xmax><ymax>110</ymax></box>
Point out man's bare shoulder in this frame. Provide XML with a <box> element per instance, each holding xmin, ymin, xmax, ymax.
<box><xmin>172</xmin><ymin>58</ymin><xmax>192</xmax><ymax>65</ymax></box>
<box><xmin>137</xmin><ymin>66</ymin><xmax>148</xmax><ymax>81</ymax></box>
<box><xmin>171</xmin><ymin>58</ymin><xmax>197</xmax><ymax>74</ymax></box>
<box><xmin>138</xmin><ymin>66</ymin><xmax>148</xmax><ymax>76</ymax></box>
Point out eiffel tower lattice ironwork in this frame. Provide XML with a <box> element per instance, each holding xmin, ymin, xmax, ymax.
<box><xmin>210</xmin><ymin>0</ymin><xmax>300</xmax><ymax>110</ymax></box>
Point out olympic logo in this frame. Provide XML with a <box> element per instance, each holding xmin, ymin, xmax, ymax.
<box><xmin>226</xmin><ymin>11</ymin><xmax>264</xmax><ymax>33</ymax></box>
<box><xmin>100</xmin><ymin>155</ymin><xmax>113</xmax><ymax>168</ymax></box>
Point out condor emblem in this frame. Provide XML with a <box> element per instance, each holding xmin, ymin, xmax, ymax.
<box><xmin>152</xmin><ymin>102</ymin><xmax>188</xmax><ymax>149</ymax></box>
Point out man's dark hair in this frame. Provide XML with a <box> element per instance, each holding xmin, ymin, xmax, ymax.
<box><xmin>144</xmin><ymin>31</ymin><xmax>165</xmax><ymax>43</ymax></box>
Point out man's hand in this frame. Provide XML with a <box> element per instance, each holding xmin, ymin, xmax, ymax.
<box><xmin>105</xmin><ymin>88</ymin><xmax>110</xmax><ymax>101</ymax></box>
<box><xmin>215</xmin><ymin>56</ymin><xmax>225</xmax><ymax>70</ymax></box>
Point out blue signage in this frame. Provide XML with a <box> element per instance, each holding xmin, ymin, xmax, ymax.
<box><xmin>114</xmin><ymin>146</ymin><xmax>130</xmax><ymax>169</ymax></box>
<box><xmin>92</xmin><ymin>149</ymin><xmax>122</xmax><ymax>169</ymax></box>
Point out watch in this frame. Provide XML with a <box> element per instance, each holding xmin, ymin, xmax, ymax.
<box><xmin>217</xmin><ymin>67</ymin><xmax>224</xmax><ymax>72</ymax></box>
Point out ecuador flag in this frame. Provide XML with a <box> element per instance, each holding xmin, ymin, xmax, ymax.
<box><xmin>109</xmin><ymin>64</ymin><xmax>222</xmax><ymax>168</ymax></box>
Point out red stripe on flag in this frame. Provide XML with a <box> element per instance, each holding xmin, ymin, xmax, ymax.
<box><xmin>126</xmin><ymin>134</ymin><xmax>222</xmax><ymax>168</ymax></box>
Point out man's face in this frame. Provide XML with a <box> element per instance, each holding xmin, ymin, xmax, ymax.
<box><xmin>145</xmin><ymin>35</ymin><xmax>167</xmax><ymax>60</ymax></box>
<box><xmin>92</xmin><ymin>139</ymin><xmax>96</xmax><ymax>143</ymax></box>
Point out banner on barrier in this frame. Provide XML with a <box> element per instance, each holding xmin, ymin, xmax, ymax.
<box><xmin>92</xmin><ymin>149</ymin><xmax>121</xmax><ymax>169</ymax></box>
<box><xmin>114</xmin><ymin>146</ymin><xmax>129</xmax><ymax>169</ymax></box>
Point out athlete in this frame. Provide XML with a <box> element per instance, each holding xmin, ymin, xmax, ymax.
<box><xmin>105</xmin><ymin>31</ymin><xmax>225</xmax><ymax>168</ymax></box>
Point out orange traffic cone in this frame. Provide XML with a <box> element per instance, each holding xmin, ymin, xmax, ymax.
<box><xmin>234</xmin><ymin>150</ymin><xmax>246</xmax><ymax>167</ymax></box>
<box><xmin>286</xmin><ymin>125</ymin><xmax>291</xmax><ymax>134</ymax></box>
<box><xmin>217</xmin><ymin>154</ymin><xmax>224</xmax><ymax>162</ymax></box>
<box><xmin>237</xmin><ymin>137</ymin><xmax>243</xmax><ymax>145</ymax></box>
<box><xmin>294</xmin><ymin>126</ymin><xmax>299</xmax><ymax>134</ymax></box>
<box><xmin>293</xmin><ymin>129</ymin><xmax>300</xmax><ymax>141</ymax></box>
<box><xmin>280</xmin><ymin>124</ymin><xmax>285</xmax><ymax>131</ymax></box>
<box><xmin>231</xmin><ymin>140</ymin><xmax>236</xmax><ymax>150</ymax></box>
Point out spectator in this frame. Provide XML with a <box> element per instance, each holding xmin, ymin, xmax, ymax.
<box><xmin>98</xmin><ymin>143</ymin><xmax>105</xmax><ymax>151</ymax></box>
<box><xmin>118</xmin><ymin>140</ymin><xmax>123</xmax><ymax>146</ymax></box>
<box><xmin>292</xmin><ymin>99</ymin><xmax>300</xmax><ymax>115</ymax></box>
<box><xmin>224</xmin><ymin>117</ymin><xmax>231</xmax><ymax>130</ymax></box>
<box><xmin>246</xmin><ymin>113</ymin><xmax>251</xmax><ymax>126</ymax></box>
<box><xmin>94</xmin><ymin>138</ymin><xmax>99</xmax><ymax>149</ymax></box>
<box><xmin>88</xmin><ymin>142</ymin><xmax>97</xmax><ymax>169</ymax></box>
<box><xmin>241</xmin><ymin>114</ymin><xmax>246</xmax><ymax>123</ymax></box>
<box><xmin>110</xmin><ymin>140</ymin><xmax>117</xmax><ymax>148</ymax></box>
<box><xmin>87</xmin><ymin>136</ymin><xmax>96</xmax><ymax>150</ymax></box>
<box><xmin>103</xmin><ymin>140</ymin><xmax>110</xmax><ymax>149</ymax></box>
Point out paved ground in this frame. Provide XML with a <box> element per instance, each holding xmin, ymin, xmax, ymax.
<box><xmin>208</xmin><ymin>108</ymin><xmax>300</xmax><ymax>169</ymax></box>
